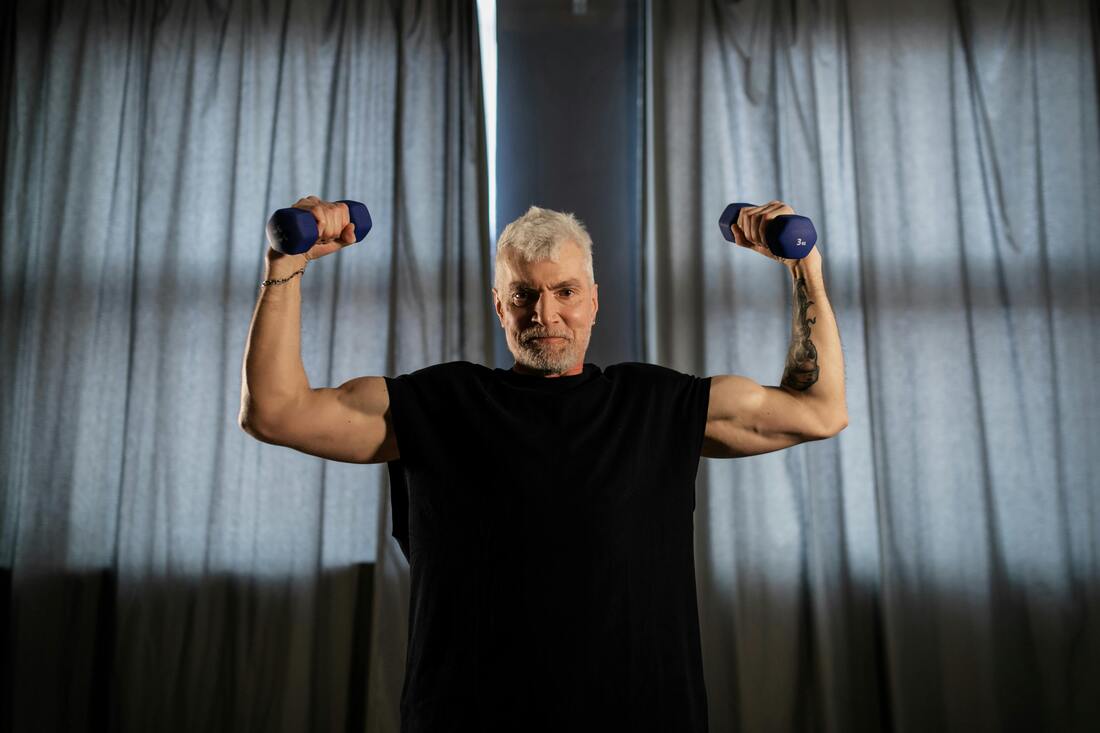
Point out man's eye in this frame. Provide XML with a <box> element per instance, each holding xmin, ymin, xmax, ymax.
<box><xmin>511</xmin><ymin>291</ymin><xmax>530</xmax><ymax>305</ymax></box>
<box><xmin>559</xmin><ymin>289</ymin><xmax>575</xmax><ymax>297</ymax></box>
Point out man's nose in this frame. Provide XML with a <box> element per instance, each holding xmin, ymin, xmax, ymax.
<box><xmin>531</xmin><ymin>293</ymin><xmax>559</xmax><ymax>325</ymax></box>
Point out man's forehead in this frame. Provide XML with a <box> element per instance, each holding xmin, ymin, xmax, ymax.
<box><xmin>500</xmin><ymin>242</ymin><xmax>588</xmax><ymax>286</ymax></box>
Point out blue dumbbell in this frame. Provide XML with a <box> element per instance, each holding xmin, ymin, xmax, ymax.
<box><xmin>719</xmin><ymin>203</ymin><xmax>816</xmax><ymax>259</ymax></box>
<box><xmin>266</xmin><ymin>200</ymin><xmax>372</xmax><ymax>255</ymax></box>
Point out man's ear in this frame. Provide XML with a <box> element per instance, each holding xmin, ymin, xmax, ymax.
<box><xmin>591</xmin><ymin>282</ymin><xmax>599</xmax><ymax>323</ymax></box>
<box><xmin>491</xmin><ymin>288</ymin><xmax>505</xmax><ymax>327</ymax></box>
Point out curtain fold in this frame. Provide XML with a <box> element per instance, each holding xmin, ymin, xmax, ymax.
<box><xmin>0</xmin><ymin>2</ymin><xmax>488</xmax><ymax>731</ymax></box>
<box><xmin>645</xmin><ymin>0</ymin><xmax>1099</xmax><ymax>730</ymax></box>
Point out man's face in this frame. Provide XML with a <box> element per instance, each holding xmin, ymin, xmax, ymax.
<box><xmin>492</xmin><ymin>240</ymin><xmax>599</xmax><ymax>376</ymax></box>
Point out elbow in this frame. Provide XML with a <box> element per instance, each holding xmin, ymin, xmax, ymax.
<box><xmin>239</xmin><ymin>385</ymin><xmax>283</xmax><ymax>442</ymax></box>
<box><xmin>825</xmin><ymin>411</ymin><xmax>849</xmax><ymax>437</ymax></box>
<box><xmin>238</xmin><ymin>402</ymin><xmax>286</xmax><ymax>444</ymax></box>
<box><xmin>807</xmin><ymin>410</ymin><xmax>848</xmax><ymax>441</ymax></box>
<box><xmin>238</xmin><ymin>394</ymin><xmax>259</xmax><ymax>439</ymax></box>
<box><xmin>238</xmin><ymin>409</ymin><xmax>270</xmax><ymax>442</ymax></box>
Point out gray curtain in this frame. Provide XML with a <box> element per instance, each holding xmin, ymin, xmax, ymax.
<box><xmin>645</xmin><ymin>0</ymin><xmax>1099</xmax><ymax>730</ymax></box>
<box><xmin>0</xmin><ymin>1</ymin><xmax>489</xmax><ymax>731</ymax></box>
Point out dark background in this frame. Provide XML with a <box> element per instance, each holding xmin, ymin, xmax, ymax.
<box><xmin>493</xmin><ymin>0</ymin><xmax>643</xmax><ymax>368</ymax></box>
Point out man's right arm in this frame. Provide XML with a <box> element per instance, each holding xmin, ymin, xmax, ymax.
<box><xmin>238</xmin><ymin>197</ymin><xmax>399</xmax><ymax>464</ymax></box>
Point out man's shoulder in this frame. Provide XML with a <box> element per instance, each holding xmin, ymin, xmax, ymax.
<box><xmin>602</xmin><ymin>362</ymin><xmax>710</xmax><ymax>402</ymax></box>
<box><xmin>386</xmin><ymin>361</ymin><xmax>491</xmax><ymax>393</ymax></box>
<box><xmin>393</xmin><ymin>360</ymin><xmax>490</xmax><ymax>379</ymax></box>
<box><xmin>603</xmin><ymin>361</ymin><xmax>700</xmax><ymax>382</ymax></box>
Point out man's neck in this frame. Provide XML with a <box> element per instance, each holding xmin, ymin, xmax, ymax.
<box><xmin>511</xmin><ymin>360</ymin><xmax>585</xmax><ymax>378</ymax></box>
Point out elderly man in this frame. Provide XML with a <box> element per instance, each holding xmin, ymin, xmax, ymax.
<box><xmin>240</xmin><ymin>197</ymin><xmax>847</xmax><ymax>732</ymax></box>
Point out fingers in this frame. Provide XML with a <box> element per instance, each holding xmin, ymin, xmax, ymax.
<box><xmin>341</xmin><ymin>222</ymin><xmax>357</xmax><ymax>244</ymax></box>
<box><xmin>315</xmin><ymin>201</ymin><xmax>347</xmax><ymax>242</ymax></box>
<box><xmin>735</xmin><ymin>200</ymin><xmax>795</xmax><ymax>254</ymax></box>
<box><xmin>729</xmin><ymin>219</ymin><xmax>750</xmax><ymax>249</ymax></box>
<box><xmin>735</xmin><ymin>205</ymin><xmax>765</xmax><ymax>251</ymax></box>
<box><xmin>292</xmin><ymin>196</ymin><xmax>352</xmax><ymax>243</ymax></box>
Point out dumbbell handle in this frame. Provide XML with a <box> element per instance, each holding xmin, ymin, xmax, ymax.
<box><xmin>719</xmin><ymin>203</ymin><xmax>817</xmax><ymax>260</ymax></box>
<box><xmin>266</xmin><ymin>200</ymin><xmax>373</xmax><ymax>255</ymax></box>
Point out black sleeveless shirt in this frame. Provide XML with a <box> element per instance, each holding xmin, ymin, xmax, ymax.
<box><xmin>385</xmin><ymin>361</ymin><xmax>711</xmax><ymax>732</ymax></box>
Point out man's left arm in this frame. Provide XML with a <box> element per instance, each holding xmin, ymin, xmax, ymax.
<box><xmin>703</xmin><ymin>202</ymin><xmax>848</xmax><ymax>458</ymax></box>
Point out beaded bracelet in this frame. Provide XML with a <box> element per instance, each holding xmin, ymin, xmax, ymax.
<box><xmin>261</xmin><ymin>265</ymin><xmax>306</xmax><ymax>287</ymax></box>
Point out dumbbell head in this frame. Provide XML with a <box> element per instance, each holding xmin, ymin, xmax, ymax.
<box><xmin>719</xmin><ymin>202</ymin><xmax>817</xmax><ymax>260</ymax></box>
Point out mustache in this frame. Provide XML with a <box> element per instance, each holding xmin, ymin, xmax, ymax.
<box><xmin>519</xmin><ymin>327</ymin><xmax>573</xmax><ymax>344</ymax></box>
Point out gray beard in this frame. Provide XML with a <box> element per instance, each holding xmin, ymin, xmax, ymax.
<box><xmin>513</xmin><ymin>337</ymin><xmax>581</xmax><ymax>375</ymax></box>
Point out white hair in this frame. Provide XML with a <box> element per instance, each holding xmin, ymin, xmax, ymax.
<box><xmin>494</xmin><ymin>206</ymin><xmax>595</xmax><ymax>288</ymax></box>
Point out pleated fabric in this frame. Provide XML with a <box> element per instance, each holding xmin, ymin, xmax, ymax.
<box><xmin>644</xmin><ymin>1</ymin><xmax>1100</xmax><ymax>730</ymax></box>
<box><xmin>0</xmin><ymin>2</ymin><xmax>490</xmax><ymax>731</ymax></box>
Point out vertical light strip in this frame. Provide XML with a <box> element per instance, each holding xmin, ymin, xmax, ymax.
<box><xmin>641</xmin><ymin>0</ymin><xmax>656</xmax><ymax>363</ymax></box>
<box><xmin>476</xmin><ymin>0</ymin><xmax>497</xmax><ymax>244</ymax></box>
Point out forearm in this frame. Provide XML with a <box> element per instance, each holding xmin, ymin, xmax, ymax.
<box><xmin>779</xmin><ymin>250</ymin><xmax>847</xmax><ymax>427</ymax></box>
<box><xmin>239</xmin><ymin>254</ymin><xmax>312</xmax><ymax>428</ymax></box>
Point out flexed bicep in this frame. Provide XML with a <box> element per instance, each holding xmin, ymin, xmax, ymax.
<box><xmin>244</xmin><ymin>375</ymin><xmax>399</xmax><ymax>464</ymax></box>
<box><xmin>702</xmin><ymin>374</ymin><xmax>838</xmax><ymax>459</ymax></box>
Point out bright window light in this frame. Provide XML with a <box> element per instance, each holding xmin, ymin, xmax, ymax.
<box><xmin>476</xmin><ymin>0</ymin><xmax>497</xmax><ymax>244</ymax></box>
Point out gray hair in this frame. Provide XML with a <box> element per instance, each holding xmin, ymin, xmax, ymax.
<box><xmin>494</xmin><ymin>206</ymin><xmax>595</xmax><ymax>288</ymax></box>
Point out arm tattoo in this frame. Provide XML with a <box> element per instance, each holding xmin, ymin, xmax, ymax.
<box><xmin>781</xmin><ymin>276</ymin><xmax>820</xmax><ymax>391</ymax></box>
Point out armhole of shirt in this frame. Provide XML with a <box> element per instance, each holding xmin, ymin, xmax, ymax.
<box><xmin>687</xmin><ymin>376</ymin><xmax>712</xmax><ymax>510</ymax></box>
<box><xmin>690</xmin><ymin>376</ymin><xmax>712</xmax><ymax>461</ymax></box>
<box><xmin>383</xmin><ymin>375</ymin><xmax>413</xmax><ymax>562</ymax></box>
<box><xmin>383</xmin><ymin>374</ymin><xmax>415</xmax><ymax>465</ymax></box>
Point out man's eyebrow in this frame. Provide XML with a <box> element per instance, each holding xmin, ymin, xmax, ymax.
<box><xmin>508</xmin><ymin>279</ymin><xmax>583</xmax><ymax>289</ymax></box>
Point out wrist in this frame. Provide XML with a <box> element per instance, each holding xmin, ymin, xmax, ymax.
<box><xmin>788</xmin><ymin>248</ymin><xmax>823</xmax><ymax>278</ymax></box>
<box><xmin>264</xmin><ymin>250</ymin><xmax>309</xmax><ymax>279</ymax></box>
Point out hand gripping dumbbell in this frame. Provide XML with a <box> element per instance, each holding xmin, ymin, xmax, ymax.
<box><xmin>266</xmin><ymin>200</ymin><xmax>373</xmax><ymax>255</ymax></box>
<box><xmin>719</xmin><ymin>203</ymin><xmax>817</xmax><ymax>260</ymax></box>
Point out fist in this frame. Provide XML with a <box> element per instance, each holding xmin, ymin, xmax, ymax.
<box><xmin>728</xmin><ymin>200</ymin><xmax>798</xmax><ymax>266</ymax></box>
<box><xmin>268</xmin><ymin>195</ymin><xmax>358</xmax><ymax>263</ymax></box>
